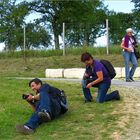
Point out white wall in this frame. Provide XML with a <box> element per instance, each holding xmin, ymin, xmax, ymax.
<box><xmin>45</xmin><ymin>67</ymin><xmax>140</xmax><ymax>79</ymax></box>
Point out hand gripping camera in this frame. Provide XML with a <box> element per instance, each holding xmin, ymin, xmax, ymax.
<box><xmin>22</xmin><ymin>93</ymin><xmax>33</xmax><ymax>100</ymax></box>
<box><xmin>22</xmin><ymin>93</ymin><xmax>37</xmax><ymax>105</ymax></box>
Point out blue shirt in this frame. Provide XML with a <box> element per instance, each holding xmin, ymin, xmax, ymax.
<box><xmin>39</xmin><ymin>84</ymin><xmax>61</xmax><ymax>98</ymax></box>
<box><xmin>85</xmin><ymin>60</ymin><xmax>111</xmax><ymax>83</ymax></box>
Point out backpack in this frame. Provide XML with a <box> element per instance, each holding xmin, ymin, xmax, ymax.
<box><xmin>52</xmin><ymin>89</ymin><xmax>68</xmax><ymax>114</ymax></box>
<box><xmin>100</xmin><ymin>59</ymin><xmax>116</xmax><ymax>79</ymax></box>
<box><xmin>59</xmin><ymin>90</ymin><xmax>68</xmax><ymax>114</ymax></box>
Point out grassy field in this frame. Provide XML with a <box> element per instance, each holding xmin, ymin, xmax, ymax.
<box><xmin>0</xmin><ymin>77</ymin><xmax>132</xmax><ymax>140</ymax></box>
<box><xmin>0</xmin><ymin>54</ymin><xmax>125</xmax><ymax>77</ymax></box>
<box><xmin>0</xmin><ymin>46</ymin><xmax>122</xmax><ymax>59</ymax></box>
<box><xmin>0</xmin><ymin>46</ymin><xmax>140</xmax><ymax>77</ymax></box>
<box><xmin>0</xmin><ymin>47</ymin><xmax>139</xmax><ymax>139</ymax></box>
<box><xmin>1</xmin><ymin>54</ymin><xmax>140</xmax><ymax>78</ymax></box>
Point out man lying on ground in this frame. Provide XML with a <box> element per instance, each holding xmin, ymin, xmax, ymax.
<box><xmin>16</xmin><ymin>78</ymin><xmax>68</xmax><ymax>135</ymax></box>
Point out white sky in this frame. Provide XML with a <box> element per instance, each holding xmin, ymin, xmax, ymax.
<box><xmin>104</xmin><ymin>0</ymin><xmax>134</xmax><ymax>13</ymax></box>
<box><xmin>0</xmin><ymin>0</ymin><xmax>135</xmax><ymax>51</ymax></box>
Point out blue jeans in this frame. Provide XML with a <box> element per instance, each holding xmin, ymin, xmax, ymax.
<box><xmin>123</xmin><ymin>51</ymin><xmax>138</xmax><ymax>80</ymax></box>
<box><xmin>24</xmin><ymin>91</ymin><xmax>61</xmax><ymax>130</ymax></box>
<box><xmin>82</xmin><ymin>80</ymin><xmax>93</xmax><ymax>101</ymax></box>
<box><xmin>82</xmin><ymin>80</ymin><xmax>118</xmax><ymax>103</ymax></box>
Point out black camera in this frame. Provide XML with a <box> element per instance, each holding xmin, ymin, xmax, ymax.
<box><xmin>83</xmin><ymin>76</ymin><xmax>94</xmax><ymax>85</ymax></box>
<box><xmin>83</xmin><ymin>76</ymin><xmax>99</xmax><ymax>87</ymax></box>
<box><xmin>22</xmin><ymin>93</ymin><xmax>37</xmax><ymax>106</ymax></box>
<box><xmin>22</xmin><ymin>93</ymin><xmax>33</xmax><ymax>100</ymax></box>
<box><xmin>22</xmin><ymin>94</ymin><xmax>29</xmax><ymax>99</ymax></box>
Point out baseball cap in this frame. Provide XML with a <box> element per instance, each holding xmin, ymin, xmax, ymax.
<box><xmin>126</xmin><ymin>28</ymin><xmax>133</xmax><ymax>33</ymax></box>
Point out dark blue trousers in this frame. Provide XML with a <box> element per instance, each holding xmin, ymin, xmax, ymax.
<box><xmin>82</xmin><ymin>79</ymin><xmax>119</xmax><ymax>103</ymax></box>
<box><xmin>24</xmin><ymin>91</ymin><xmax>61</xmax><ymax>130</ymax></box>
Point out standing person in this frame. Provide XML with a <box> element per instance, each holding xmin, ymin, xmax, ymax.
<box><xmin>81</xmin><ymin>52</ymin><xmax>120</xmax><ymax>103</ymax></box>
<box><xmin>16</xmin><ymin>78</ymin><xmax>68</xmax><ymax>135</ymax></box>
<box><xmin>121</xmin><ymin>28</ymin><xmax>138</xmax><ymax>82</ymax></box>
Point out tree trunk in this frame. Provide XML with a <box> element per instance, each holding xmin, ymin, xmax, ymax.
<box><xmin>54</xmin><ymin>32</ymin><xmax>59</xmax><ymax>49</ymax></box>
<box><xmin>52</xmin><ymin>23</ymin><xmax>60</xmax><ymax>50</ymax></box>
<box><xmin>83</xmin><ymin>31</ymin><xmax>89</xmax><ymax>47</ymax></box>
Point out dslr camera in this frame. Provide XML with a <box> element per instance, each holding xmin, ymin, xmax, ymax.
<box><xmin>22</xmin><ymin>93</ymin><xmax>33</xmax><ymax>100</ymax></box>
<box><xmin>22</xmin><ymin>93</ymin><xmax>36</xmax><ymax>105</ymax></box>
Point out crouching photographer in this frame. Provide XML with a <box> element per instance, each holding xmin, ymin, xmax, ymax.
<box><xmin>81</xmin><ymin>52</ymin><xmax>120</xmax><ymax>103</ymax></box>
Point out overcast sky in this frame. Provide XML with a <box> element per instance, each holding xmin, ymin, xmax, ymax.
<box><xmin>104</xmin><ymin>0</ymin><xmax>134</xmax><ymax>13</ymax></box>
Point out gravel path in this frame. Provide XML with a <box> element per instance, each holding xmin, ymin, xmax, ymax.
<box><xmin>15</xmin><ymin>77</ymin><xmax>140</xmax><ymax>88</ymax></box>
<box><xmin>120</xmin><ymin>87</ymin><xmax>140</xmax><ymax>140</ymax></box>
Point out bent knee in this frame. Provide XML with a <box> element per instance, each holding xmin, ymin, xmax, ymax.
<box><xmin>81</xmin><ymin>80</ymin><xmax>86</xmax><ymax>87</ymax></box>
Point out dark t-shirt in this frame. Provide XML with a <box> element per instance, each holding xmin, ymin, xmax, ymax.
<box><xmin>39</xmin><ymin>84</ymin><xmax>68</xmax><ymax>114</ymax></box>
<box><xmin>39</xmin><ymin>84</ymin><xmax>61</xmax><ymax>98</ymax></box>
<box><xmin>85</xmin><ymin>60</ymin><xmax>111</xmax><ymax>83</ymax></box>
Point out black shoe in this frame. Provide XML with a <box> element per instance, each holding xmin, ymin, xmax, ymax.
<box><xmin>129</xmin><ymin>77</ymin><xmax>134</xmax><ymax>82</ymax></box>
<box><xmin>16</xmin><ymin>124</ymin><xmax>34</xmax><ymax>135</ymax></box>
<box><xmin>38</xmin><ymin>110</ymin><xmax>51</xmax><ymax>122</ymax></box>
<box><xmin>126</xmin><ymin>79</ymin><xmax>132</xmax><ymax>82</ymax></box>
<box><xmin>115</xmin><ymin>90</ymin><xmax>120</xmax><ymax>100</ymax></box>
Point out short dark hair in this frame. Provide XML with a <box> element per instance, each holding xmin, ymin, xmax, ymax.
<box><xmin>81</xmin><ymin>52</ymin><xmax>93</xmax><ymax>62</ymax></box>
<box><xmin>29</xmin><ymin>78</ymin><xmax>43</xmax><ymax>87</ymax></box>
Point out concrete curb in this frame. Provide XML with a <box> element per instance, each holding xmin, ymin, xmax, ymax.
<box><xmin>45</xmin><ymin>67</ymin><xmax>140</xmax><ymax>79</ymax></box>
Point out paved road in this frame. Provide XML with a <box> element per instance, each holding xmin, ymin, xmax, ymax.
<box><xmin>112</xmin><ymin>79</ymin><xmax>140</xmax><ymax>88</ymax></box>
<box><xmin>15</xmin><ymin>77</ymin><xmax>140</xmax><ymax>88</ymax></box>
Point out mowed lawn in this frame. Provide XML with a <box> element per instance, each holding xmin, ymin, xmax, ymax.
<box><xmin>0</xmin><ymin>77</ymin><xmax>128</xmax><ymax>140</ymax></box>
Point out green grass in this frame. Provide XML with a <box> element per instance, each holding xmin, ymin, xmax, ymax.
<box><xmin>0</xmin><ymin>53</ymin><xmax>140</xmax><ymax>78</ymax></box>
<box><xmin>2</xmin><ymin>44</ymin><xmax>140</xmax><ymax>59</ymax></box>
<box><xmin>0</xmin><ymin>47</ymin><xmax>139</xmax><ymax>139</ymax></box>
<box><xmin>0</xmin><ymin>54</ymin><xmax>125</xmax><ymax>77</ymax></box>
<box><xmin>0</xmin><ymin>46</ymin><xmax>140</xmax><ymax>78</ymax></box>
<box><xmin>0</xmin><ymin>46</ymin><xmax>122</xmax><ymax>59</ymax></box>
<box><xmin>0</xmin><ymin>77</ymin><xmax>127</xmax><ymax>140</ymax></box>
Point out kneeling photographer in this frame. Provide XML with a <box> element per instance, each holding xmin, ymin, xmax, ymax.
<box><xmin>81</xmin><ymin>52</ymin><xmax>120</xmax><ymax>103</ymax></box>
<box><xmin>16</xmin><ymin>78</ymin><xmax>68</xmax><ymax>135</ymax></box>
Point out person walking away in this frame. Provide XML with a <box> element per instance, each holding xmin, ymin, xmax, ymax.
<box><xmin>121</xmin><ymin>28</ymin><xmax>138</xmax><ymax>82</ymax></box>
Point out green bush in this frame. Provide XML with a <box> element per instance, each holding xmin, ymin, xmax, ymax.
<box><xmin>0</xmin><ymin>46</ymin><xmax>121</xmax><ymax>59</ymax></box>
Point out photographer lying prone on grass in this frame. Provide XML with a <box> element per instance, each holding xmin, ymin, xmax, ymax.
<box><xmin>16</xmin><ymin>78</ymin><xmax>68</xmax><ymax>135</ymax></box>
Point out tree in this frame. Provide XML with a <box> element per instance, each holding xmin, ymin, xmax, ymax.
<box><xmin>29</xmin><ymin>0</ymin><xmax>107</xmax><ymax>49</ymax></box>
<box><xmin>25</xmin><ymin>23</ymin><xmax>51</xmax><ymax>50</ymax></box>
<box><xmin>108</xmin><ymin>12</ymin><xmax>135</xmax><ymax>44</ymax></box>
<box><xmin>103</xmin><ymin>0</ymin><xmax>140</xmax><ymax>45</ymax></box>
<box><xmin>30</xmin><ymin>0</ymin><xmax>64</xmax><ymax>49</ymax></box>
<box><xmin>131</xmin><ymin>0</ymin><xmax>140</xmax><ymax>11</ymax></box>
<box><xmin>0</xmin><ymin>0</ymin><xmax>51</xmax><ymax>51</ymax></box>
<box><xmin>0</xmin><ymin>0</ymin><xmax>30</xmax><ymax>51</ymax></box>
<box><xmin>131</xmin><ymin>0</ymin><xmax>140</xmax><ymax>40</ymax></box>
<box><xmin>65</xmin><ymin>0</ymin><xmax>107</xmax><ymax>47</ymax></box>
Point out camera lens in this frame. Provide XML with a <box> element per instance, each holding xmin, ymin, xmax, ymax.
<box><xmin>22</xmin><ymin>94</ymin><xmax>29</xmax><ymax>99</ymax></box>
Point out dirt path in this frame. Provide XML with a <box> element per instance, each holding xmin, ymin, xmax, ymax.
<box><xmin>110</xmin><ymin>87</ymin><xmax>140</xmax><ymax>140</ymax></box>
<box><xmin>121</xmin><ymin>87</ymin><xmax>140</xmax><ymax>140</ymax></box>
